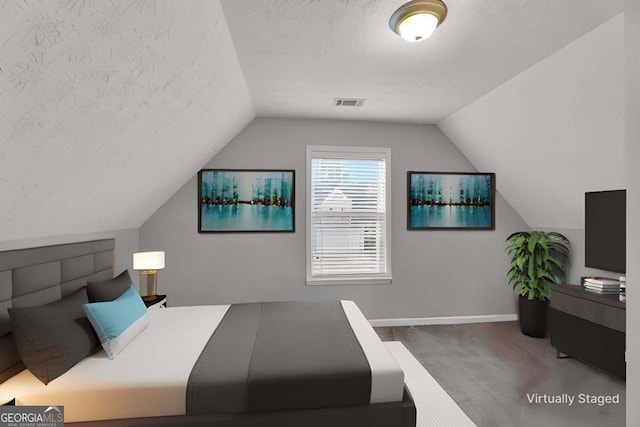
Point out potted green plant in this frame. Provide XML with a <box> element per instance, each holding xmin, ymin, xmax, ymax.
<box><xmin>505</xmin><ymin>231</ymin><xmax>570</xmax><ymax>337</ymax></box>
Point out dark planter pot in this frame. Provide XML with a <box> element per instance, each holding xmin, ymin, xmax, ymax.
<box><xmin>518</xmin><ymin>295</ymin><xmax>549</xmax><ymax>338</ymax></box>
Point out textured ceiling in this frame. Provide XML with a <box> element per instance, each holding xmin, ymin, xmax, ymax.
<box><xmin>0</xmin><ymin>0</ymin><xmax>627</xmax><ymax>243</ymax></box>
<box><xmin>439</xmin><ymin>14</ymin><xmax>625</xmax><ymax>230</ymax></box>
<box><xmin>0</xmin><ymin>0</ymin><xmax>254</xmax><ymax>241</ymax></box>
<box><xmin>221</xmin><ymin>0</ymin><xmax>623</xmax><ymax>124</ymax></box>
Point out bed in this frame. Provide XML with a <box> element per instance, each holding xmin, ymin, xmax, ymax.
<box><xmin>0</xmin><ymin>239</ymin><xmax>416</xmax><ymax>426</ymax></box>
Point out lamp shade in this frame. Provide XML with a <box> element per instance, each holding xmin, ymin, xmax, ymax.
<box><xmin>133</xmin><ymin>251</ymin><xmax>165</xmax><ymax>271</ymax></box>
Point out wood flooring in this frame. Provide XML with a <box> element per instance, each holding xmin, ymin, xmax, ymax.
<box><xmin>376</xmin><ymin>321</ymin><xmax>625</xmax><ymax>427</ymax></box>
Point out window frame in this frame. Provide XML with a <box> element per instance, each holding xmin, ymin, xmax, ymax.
<box><xmin>305</xmin><ymin>145</ymin><xmax>392</xmax><ymax>286</ymax></box>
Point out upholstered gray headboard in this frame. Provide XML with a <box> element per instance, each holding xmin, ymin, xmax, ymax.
<box><xmin>0</xmin><ymin>239</ymin><xmax>115</xmax><ymax>382</ymax></box>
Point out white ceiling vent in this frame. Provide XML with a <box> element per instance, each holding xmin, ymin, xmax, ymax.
<box><xmin>334</xmin><ymin>98</ymin><xmax>366</xmax><ymax>107</ymax></box>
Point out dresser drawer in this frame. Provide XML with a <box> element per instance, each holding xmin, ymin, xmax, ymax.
<box><xmin>551</xmin><ymin>290</ymin><xmax>625</xmax><ymax>332</ymax></box>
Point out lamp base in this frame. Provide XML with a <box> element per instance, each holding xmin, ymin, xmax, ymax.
<box><xmin>139</xmin><ymin>271</ymin><xmax>158</xmax><ymax>297</ymax></box>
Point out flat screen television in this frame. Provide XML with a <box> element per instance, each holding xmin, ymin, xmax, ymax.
<box><xmin>585</xmin><ymin>190</ymin><xmax>626</xmax><ymax>273</ymax></box>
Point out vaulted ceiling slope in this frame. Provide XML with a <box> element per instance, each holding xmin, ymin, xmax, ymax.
<box><xmin>438</xmin><ymin>14</ymin><xmax>625</xmax><ymax>230</ymax></box>
<box><xmin>220</xmin><ymin>0</ymin><xmax>624</xmax><ymax>231</ymax></box>
<box><xmin>221</xmin><ymin>0</ymin><xmax>623</xmax><ymax>123</ymax></box>
<box><xmin>0</xmin><ymin>0</ymin><xmax>254</xmax><ymax>242</ymax></box>
<box><xmin>0</xmin><ymin>1</ymin><xmax>625</xmax><ymax>243</ymax></box>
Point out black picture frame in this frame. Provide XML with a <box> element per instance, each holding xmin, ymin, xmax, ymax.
<box><xmin>198</xmin><ymin>169</ymin><xmax>295</xmax><ymax>233</ymax></box>
<box><xmin>407</xmin><ymin>171</ymin><xmax>496</xmax><ymax>230</ymax></box>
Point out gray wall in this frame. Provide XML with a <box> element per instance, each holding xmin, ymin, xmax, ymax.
<box><xmin>0</xmin><ymin>228</ymin><xmax>139</xmax><ymax>284</ymax></box>
<box><xmin>550</xmin><ymin>228</ymin><xmax>625</xmax><ymax>285</ymax></box>
<box><xmin>626</xmin><ymin>1</ymin><xmax>639</xmax><ymax>424</ymax></box>
<box><xmin>140</xmin><ymin>118</ymin><xmax>529</xmax><ymax>319</ymax></box>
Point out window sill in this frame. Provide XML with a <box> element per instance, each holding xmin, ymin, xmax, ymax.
<box><xmin>306</xmin><ymin>277</ymin><xmax>392</xmax><ymax>286</ymax></box>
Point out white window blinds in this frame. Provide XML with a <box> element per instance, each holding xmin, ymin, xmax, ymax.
<box><xmin>306</xmin><ymin>146</ymin><xmax>391</xmax><ymax>285</ymax></box>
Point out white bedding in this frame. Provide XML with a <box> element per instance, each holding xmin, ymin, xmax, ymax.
<box><xmin>0</xmin><ymin>301</ymin><xmax>404</xmax><ymax>423</ymax></box>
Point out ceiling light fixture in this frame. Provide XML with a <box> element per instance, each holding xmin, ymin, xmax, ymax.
<box><xmin>389</xmin><ymin>0</ymin><xmax>447</xmax><ymax>42</ymax></box>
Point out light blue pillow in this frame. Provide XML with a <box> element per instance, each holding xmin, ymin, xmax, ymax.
<box><xmin>83</xmin><ymin>285</ymin><xmax>149</xmax><ymax>359</ymax></box>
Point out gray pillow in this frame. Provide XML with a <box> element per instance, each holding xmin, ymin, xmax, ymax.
<box><xmin>87</xmin><ymin>270</ymin><xmax>133</xmax><ymax>302</ymax></box>
<box><xmin>8</xmin><ymin>287</ymin><xmax>100</xmax><ymax>385</ymax></box>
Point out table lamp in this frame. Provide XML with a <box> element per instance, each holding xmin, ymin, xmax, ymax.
<box><xmin>133</xmin><ymin>251</ymin><xmax>165</xmax><ymax>300</ymax></box>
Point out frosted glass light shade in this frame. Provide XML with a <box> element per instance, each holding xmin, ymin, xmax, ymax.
<box><xmin>398</xmin><ymin>13</ymin><xmax>438</xmax><ymax>42</ymax></box>
<box><xmin>133</xmin><ymin>251</ymin><xmax>165</xmax><ymax>271</ymax></box>
<box><xmin>389</xmin><ymin>0</ymin><xmax>447</xmax><ymax>42</ymax></box>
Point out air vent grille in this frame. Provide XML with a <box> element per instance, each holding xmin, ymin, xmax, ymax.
<box><xmin>334</xmin><ymin>98</ymin><xmax>366</xmax><ymax>107</ymax></box>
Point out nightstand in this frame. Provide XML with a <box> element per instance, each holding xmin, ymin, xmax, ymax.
<box><xmin>142</xmin><ymin>294</ymin><xmax>167</xmax><ymax>310</ymax></box>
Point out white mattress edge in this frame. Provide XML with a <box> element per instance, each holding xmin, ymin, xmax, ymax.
<box><xmin>341</xmin><ymin>300</ymin><xmax>405</xmax><ymax>404</ymax></box>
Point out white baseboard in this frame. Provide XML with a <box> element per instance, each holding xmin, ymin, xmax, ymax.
<box><xmin>369</xmin><ymin>314</ymin><xmax>518</xmax><ymax>327</ymax></box>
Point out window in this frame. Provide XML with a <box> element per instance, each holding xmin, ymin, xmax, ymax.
<box><xmin>306</xmin><ymin>146</ymin><xmax>391</xmax><ymax>285</ymax></box>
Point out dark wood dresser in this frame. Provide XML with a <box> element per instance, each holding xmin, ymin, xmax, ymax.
<box><xmin>550</xmin><ymin>284</ymin><xmax>625</xmax><ymax>379</ymax></box>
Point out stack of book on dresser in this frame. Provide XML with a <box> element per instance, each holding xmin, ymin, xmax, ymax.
<box><xmin>582</xmin><ymin>277</ymin><xmax>623</xmax><ymax>295</ymax></box>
